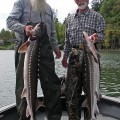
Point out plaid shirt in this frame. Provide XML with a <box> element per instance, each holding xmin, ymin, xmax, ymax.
<box><xmin>63</xmin><ymin>8</ymin><xmax>106</xmax><ymax>58</ymax></box>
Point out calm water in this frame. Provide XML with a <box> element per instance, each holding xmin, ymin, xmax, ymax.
<box><xmin>0</xmin><ymin>50</ymin><xmax>120</xmax><ymax>108</ymax></box>
<box><xmin>100</xmin><ymin>51</ymin><xmax>120</xmax><ymax>98</ymax></box>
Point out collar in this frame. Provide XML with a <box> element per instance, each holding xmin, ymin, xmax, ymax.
<box><xmin>74</xmin><ymin>7</ymin><xmax>90</xmax><ymax>17</ymax></box>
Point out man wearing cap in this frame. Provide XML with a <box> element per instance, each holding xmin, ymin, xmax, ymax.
<box><xmin>62</xmin><ymin>0</ymin><xmax>106</xmax><ymax>119</ymax></box>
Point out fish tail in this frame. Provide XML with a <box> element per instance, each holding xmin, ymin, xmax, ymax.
<box><xmin>26</xmin><ymin>106</ymin><xmax>30</xmax><ymax>117</ymax></box>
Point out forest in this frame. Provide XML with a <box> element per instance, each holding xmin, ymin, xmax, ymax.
<box><xmin>0</xmin><ymin>0</ymin><xmax>120</xmax><ymax>50</ymax></box>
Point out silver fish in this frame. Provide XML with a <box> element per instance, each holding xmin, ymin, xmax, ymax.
<box><xmin>82</xmin><ymin>31</ymin><xmax>101</xmax><ymax>120</ymax></box>
<box><xmin>18</xmin><ymin>23</ymin><xmax>44</xmax><ymax>120</ymax></box>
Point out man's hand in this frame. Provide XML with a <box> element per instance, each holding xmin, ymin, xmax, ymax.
<box><xmin>24</xmin><ymin>25</ymin><xmax>33</xmax><ymax>36</ymax></box>
<box><xmin>62</xmin><ymin>57</ymin><xmax>68</xmax><ymax>68</ymax></box>
<box><xmin>89</xmin><ymin>33</ymin><xmax>98</xmax><ymax>43</ymax></box>
<box><xmin>54</xmin><ymin>50</ymin><xmax>61</xmax><ymax>59</ymax></box>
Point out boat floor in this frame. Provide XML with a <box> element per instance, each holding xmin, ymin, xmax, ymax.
<box><xmin>0</xmin><ymin>108</ymin><xmax>119</xmax><ymax>120</ymax></box>
<box><xmin>36</xmin><ymin>111</ymin><xmax>118</xmax><ymax>120</ymax></box>
<box><xmin>0</xmin><ymin>107</ymin><xmax>119</xmax><ymax>120</ymax></box>
<box><xmin>0</xmin><ymin>96</ymin><xmax>120</xmax><ymax>120</ymax></box>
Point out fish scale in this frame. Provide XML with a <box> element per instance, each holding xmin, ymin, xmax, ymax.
<box><xmin>37</xmin><ymin>47</ymin><xmax>41</xmax><ymax>78</ymax></box>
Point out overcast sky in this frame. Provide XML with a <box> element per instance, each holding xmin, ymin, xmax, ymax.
<box><xmin>0</xmin><ymin>0</ymin><xmax>92</xmax><ymax>30</ymax></box>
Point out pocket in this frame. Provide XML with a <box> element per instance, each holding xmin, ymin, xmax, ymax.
<box><xmin>68</xmin><ymin>27</ymin><xmax>79</xmax><ymax>36</ymax></box>
<box><xmin>84</xmin><ymin>23</ymin><xmax>95</xmax><ymax>31</ymax></box>
<box><xmin>67</xmin><ymin>27</ymin><xmax>79</xmax><ymax>41</ymax></box>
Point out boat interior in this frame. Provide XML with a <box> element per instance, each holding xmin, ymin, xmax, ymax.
<box><xmin>0</xmin><ymin>96</ymin><xmax>120</xmax><ymax>120</ymax></box>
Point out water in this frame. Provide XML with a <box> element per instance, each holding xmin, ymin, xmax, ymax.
<box><xmin>0</xmin><ymin>50</ymin><xmax>16</xmax><ymax>107</ymax></box>
<box><xmin>100</xmin><ymin>51</ymin><xmax>120</xmax><ymax>98</ymax></box>
<box><xmin>0</xmin><ymin>50</ymin><xmax>120</xmax><ymax>108</ymax></box>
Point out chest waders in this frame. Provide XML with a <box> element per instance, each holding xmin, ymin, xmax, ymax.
<box><xmin>15</xmin><ymin>23</ymin><xmax>62</xmax><ymax>120</ymax></box>
<box><xmin>65</xmin><ymin>49</ymin><xmax>85</xmax><ymax>120</ymax></box>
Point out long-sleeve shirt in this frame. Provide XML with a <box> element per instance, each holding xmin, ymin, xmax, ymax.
<box><xmin>64</xmin><ymin>8</ymin><xmax>106</xmax><ymax>58</ymax></box>
<box><xmin>6</xmin><ymin>0</ymin><xmax>59</xmax><ymax>51</ymax></box>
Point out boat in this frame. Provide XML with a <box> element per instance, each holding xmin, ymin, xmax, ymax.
<box><xmin>0</xmin><ymin>95</ymin><xmax>120</xmax><ymax>120</ymax></box>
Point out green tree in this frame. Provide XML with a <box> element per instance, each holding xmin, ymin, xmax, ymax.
<box><xmin>91</xmin><ymin>0</ymin><xmax>103</xmax><ymax>12</ymax></box>
<box><xmin>52</xmin><ymin>9</ymin><xmax>65</xmax><ymax>49</ymax></box>
<box><xmin>100</xmin><ymin>0</ymin><xmax>120</xmax><ymax>25</ymax></box>
<box><xmin>0</xmin><ymin>29</ymin><xmax>15</xmax><ymax>41</ymax></box>
<box><xmin>94</xmin><ymin>0</ymin><xmax>120</xmax><ymax>49</ymax></box>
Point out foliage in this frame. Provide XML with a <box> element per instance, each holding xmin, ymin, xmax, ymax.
<box><xmin>98</xmin><ymin>0</ymin><xmax>120</xmax><ymax>49</ymax></box>
<box><xmin>54</xmin><ymin>18</ymin><xmax>65</xmax><ymax>49</ymax></box>
<box><xmin>91</xmin><ymin>0</ymin><xmax>103</xmax><ymax>12</ymax></box>
<box><xmin>100</xmin><ymin>0</ymin><xmax>120</xmax><ymax>25</ymax></box>
<box><xmin>0</xmin><ymin>42</ymin><xmax>14</xmax><ymax>50</ymax></box>
<box><xmin>0</xmin><ymin>29</ymin><xmax>15</xmax><ymax>41</ymax></box>
<box><xmin>0</xmin><ymin>29</ymin><xmax>15</xmax><ymax>49</ymax></box>
<box><xmin>53</xmin><ymin>9</ymin><xmax>65</xmax><ymax>49</ymax></box>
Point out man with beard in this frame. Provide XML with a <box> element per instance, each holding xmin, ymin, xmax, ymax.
<box><xmin>62</xmin><ymin>0</ymin><xmax>106</xmax><ymax>120</ymax></box>
<box><xmin>6</xmin><ymin>0</ymin><xmax>62</xmax><ymax>120</ymax></box>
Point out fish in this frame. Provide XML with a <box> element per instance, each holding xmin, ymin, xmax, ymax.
<box><xmin>18</xmin><ymin>23</ymin><xmax>45</xmax><ymax>120</ymax></box>
<box><xmin>83</xmin><ymin>31</ymin><xmax>100</xmax><ymax>63</ymax></box>
<box><xmin>82</xmin><ymin>31</ymin><xmax>101</xmax><ymax>120</ymax></box>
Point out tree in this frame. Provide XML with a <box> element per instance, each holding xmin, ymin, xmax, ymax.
<box><xmin>52</xmin><ymin>9</ymin><xmax>65</xmax><ymax>49</ymax></box>
<box><xmin>100</xmin><ymin>0</ymin><xmax>120</xmax><ymax>25</ymax></box>
<box><xmin>91</xmin><ymin>0</ymin><xmax>103</xmax><ymax>12</ymax></box>
<box><xmin>0</xmin><ymin>29</ymin><xmax>15</xmax><ymax>41</ymax></box>
<box><xmin>92</xmin><ymin>0</ymin><xmax>120</xmax><ymax>49</ymax></box>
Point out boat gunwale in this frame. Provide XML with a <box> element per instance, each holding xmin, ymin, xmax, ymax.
<box><xmin>0</xmin><ymin>103</ymin><xmax>16</xmax><ymax>114</ymax></box>
<box><xmin>0</xmin><ymin>95</ymin><xmax>120</xmax><ymax>112</ymax></box>
<box><xmin>0</xmin><ymin>95</ymin><xmax>120</xmax><ymax>119</ymax></box>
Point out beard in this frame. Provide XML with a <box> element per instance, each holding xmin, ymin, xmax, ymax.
<box><xmin>78</xmin><ymin>2</ymin><xmax>88</xmax><ymax>10</ymax></box>
<box><xmin>30</xmin><ymin>0</ymin><xmax>46</xmax><ymax>14</ymax></box>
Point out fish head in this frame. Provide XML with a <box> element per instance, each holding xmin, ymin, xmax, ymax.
<box><xmin>83</xmin><ymin>31</ymin><xmax>98</xmax><ymax>50</ymax></box>
<box><xmin>83</xmin><ymin>31</ymin><xmax>94</xmax><ymax>46</ymax></box>
<box><xmin>83</xmin><ymin>31</ymin><xmax>99</xmax><ymax>63</ymax></box>
<box><xmin>30</xmin><ymin>22</ymin><xmax>47</xmax><ymax>38</ymax></box>
<box><xmin>30</xmin><ymin>23</ymin><xmax>40</xmax><ymax>37</ymax></box>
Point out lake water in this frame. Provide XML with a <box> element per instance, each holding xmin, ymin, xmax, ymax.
<box><xmin>0</xmin><ymin>50</ymin><xmax>120</xmax><ymax>108</ymax></box>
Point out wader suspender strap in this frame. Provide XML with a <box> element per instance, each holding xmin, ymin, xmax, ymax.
<box><xmin>30</xmin><ymin>6</ymin><xmax>32</xmax><ymax>21</ymax></box>
<box><xmin>26</xmin><ymin>5</ymin><xmax>32</xmax><ymax>25</ymax></box>
<box><xmin>40</xmin><ymin>12</ymin><xmax>46</xmax><ymax>23</ymax></box>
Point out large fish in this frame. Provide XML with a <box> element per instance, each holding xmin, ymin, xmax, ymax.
<box><xmin>18</xmin><ymin>23</ymin><xmax>44</xmax><ymax>120</ymax></box>
<box><xmin>82</xmin><ymin>31</ymin><xmax>101</xmax><ymax>120</ymax></box>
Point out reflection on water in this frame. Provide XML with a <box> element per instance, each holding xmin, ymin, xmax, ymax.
<box><xmin>100</xmin><ymin>51</ymin><xmax>120</xmax><ymax>98</ymax></box>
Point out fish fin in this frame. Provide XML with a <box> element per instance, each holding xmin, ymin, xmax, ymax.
<box><xmin>99</xmin><ymin>91</ymin><xmax>102</xmax><ymax>98</ymax></box>
<box><xmin>26</xmin><ymin>106</ymin><xmax>30</xmax><ymax>117</ymax></box>
<box><xmin>97</xmin><ymin>52</ymin><xmax>100</xmax><ymax>59</ymax></box>
<box><xmin>36</xmin><ymin>100</ymin><xmax>45</xmax><ymax>110</ymax></box>
<box><xmin>94</xmin><ymin>51</ymin><xmax>100</xmax><ymax>63</ymax></box>
<box><xmin>95</xmin><ymin>91</ymin><xmax>99</xmax><ymax>99</ymax></box>
<box><xmin>83</xmin><ymin>31</ymin><xmax>90</xmax><ymax>40</ymax></box>
<box><xmin>91</xmin><ymin>51</ymin><xmax>99</xmax><ymax>63</ymax></box>
<box><xmin>90</xmin><ymin>118</ymin><xmax>97</xmax><ymax>120</ymax></box>
<box><xmin>18</xmin><ymin>40</ymin><xmax>30</xmax><ymax>53</ymax></box>
<box><xmin>95</xmin><ymin>90</ymin><xmax>102</xmax><ymax>100</ymax></box>
<box><xmin>95</xmin><ymin>104</ymin><xmax>99</xmax><ymax>115</ymax></box>
<box><xmin>82</xmin><ymin>99</ymin><xmax>88</xmax><ymax>108</ymax></box>
<box><xmin>21</xmin><ymin>88</ymin><xmax>27</xmax><ymax>98</ymax></box>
